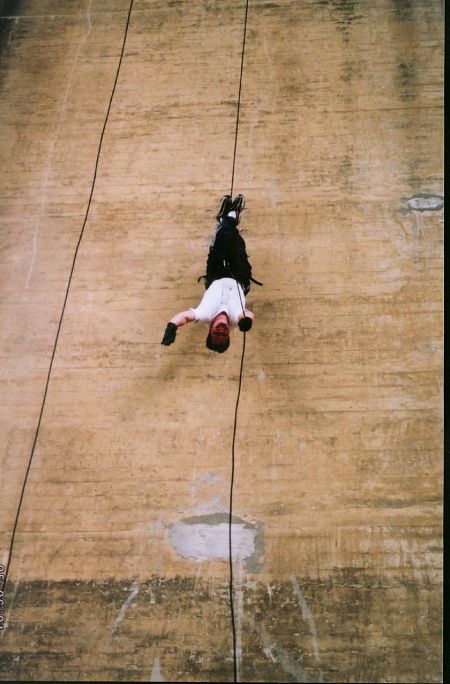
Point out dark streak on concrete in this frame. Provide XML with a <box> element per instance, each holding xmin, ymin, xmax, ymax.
<box><xmin>395</xmin><ymin>60</ymin><xmax>418</xmax><ymax>101</ymax></box>
<box><xmin>392</xmin><ymin>0</ymin><xmax>415</xmax><ymax>22</ymax></box>
<box><xmin>0</xmin><ymin>0</ymin><xmax>21</xmax><ymax>93</ymax></box>
<box><xmin>327</xmin><ymin>0</ymin><xmax>364</xmax><ymax>42</ymax></box>
<box><xmin>338</xmin><ymin>151</ymin><xmax>354</xmax><ymax>191</ymax></box>
<box><xmin>347</xmin><ymin>495</ymin><xmax>442</xmax><ymax>508</ymax></box>
<box><xmin>340</xmin><ymin>59</ymin><xmax>363</xmax><ymax>83</ymax></box>
<box><xmin>0</xmin><ymin>0</ymin><xmax>22</xmax><ymax>19</ymax></box>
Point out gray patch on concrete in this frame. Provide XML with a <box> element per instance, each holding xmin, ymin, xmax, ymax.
<box><xmin>169</xmin><ymin>513</ymin><xmax>263</xmax><ymax>572</ymax></box>
<box><xmin>150</xmin><ymin>656</ymin><xmax>164</xmax><ymax>682</ymax></box>
<box><xmin>398</xmin><ymin>193</ymin><xmax>444</xmax><ymax>214</ymax></box>
<box><xmin>290</xmin><ymin>576</ymin><xmax>323</xmax><ymax>681</ymax></box>
<box><xmin>109</xmin><ymin>581</ymin><xmax>140</xmax><ymax>638</ymax></box>
<box><xmin>249</xmin><ymin>616</ymin><xmax>310</xmax><ymax>683</ymax></box>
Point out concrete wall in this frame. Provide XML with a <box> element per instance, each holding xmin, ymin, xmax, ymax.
<box><xmin>0</xmin><ymin>0</ymin><xmax>443</xmax><ymax>681</ymax></box>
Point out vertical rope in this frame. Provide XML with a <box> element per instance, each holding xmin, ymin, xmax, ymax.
<box><xmin>1</xmin><ymin>0</ymin><xmax>135</xmax><ymax>595</ymax></box>
<box><xmin>228</xmin><ymin>2</ymin><xmax>250</xmax><ymax>680</ymax></box>
<box><xmin>229</xmin><ymin>327</ymin><xmax>246</xmax><ymax>683</ymax></box>
<box><xmin>230</xmin><ymin>0</ymin><xmax>250</xmax><ymax>198</ymax></box>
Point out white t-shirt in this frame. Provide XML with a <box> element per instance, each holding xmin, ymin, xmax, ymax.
<box><xmin>190</xmin><ymin>278</ymin><xmax>245</xmax><ymax>325</ymax></box>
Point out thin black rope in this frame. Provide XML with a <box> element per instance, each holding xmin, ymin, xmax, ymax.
<box><xmin>228</xmin><ymin>1</ymin><xmax>250</xmax><ymax>680</ymax></box>
<box><xmin>228</xmin><ymin>326</ymin><xmax>246</xmax><ymax>683</ymax></box>
<box><xmin>230</xmin><ymin>0</ymin><xmax>250</xmax><ymax>198</ymax></box>
<box><xmin>1</xmin><ymin>0</ymin><xmax>135</xmax><ymax>595</ymax></box>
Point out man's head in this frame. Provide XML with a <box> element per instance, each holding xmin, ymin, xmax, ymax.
<box><xmin>206</xmin><ymin>312</ymin><xmax>230</xmax><ymax>353</ymax></box>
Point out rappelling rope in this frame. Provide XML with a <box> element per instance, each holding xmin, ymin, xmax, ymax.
<box><xmin>228</xmin><ymin>0</ymin><xmax>250</xmax><ymax>681</ymax></box>
<box><xmin>0</xmin><ymin>0</ymin><xmax>135</xmax><ymax>597</ymax></box>
<box><xmin>230</xmin><ymin>0</ymin><xmax>250</xmax><ymax>200</ymax></box>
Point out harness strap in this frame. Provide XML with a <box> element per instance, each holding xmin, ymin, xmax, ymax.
<box><xmin>197</xmin><ymin>273</ymin><xmax>263</xmax><ymax>286</ymax></box>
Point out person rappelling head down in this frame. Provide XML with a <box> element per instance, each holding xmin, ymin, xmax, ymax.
<box><xmin>161</xmin><ymin>194</ymin><xmax>261</xmax><ymax>353</ymax></box>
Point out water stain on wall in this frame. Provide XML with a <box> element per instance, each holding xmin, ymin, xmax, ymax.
<box><xmin>0</xmin><ymin>0</ymin><xmax>22</xmax><ymax>91</ymax></box>
<box><xmin>0</xmin><ymin>571</ymin><xmax>440</xmax><ymax>681</ymax></box>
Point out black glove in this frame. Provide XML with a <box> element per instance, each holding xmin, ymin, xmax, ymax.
<box><xmin>238</xmin><ymin>316</ymin><xmax>253</xmax><ymax>332</ymax></box>
<box><xmin>161</xmin><ymin>322</ymin><xmax>177</xmax><ymax>346</ymax></box>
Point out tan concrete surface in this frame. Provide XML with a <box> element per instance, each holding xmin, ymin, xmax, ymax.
<box><xmin>0</xmin><ymin>0</ymin><xmax>443</xmax><ymax>681</ymax></box>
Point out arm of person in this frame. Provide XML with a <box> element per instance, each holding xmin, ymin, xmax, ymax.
<box><xmin>238</xmin><ymin>309</ymin><xmax>254</xmax><ymax>321</ymax></box>
<box><xmin>161</xmin><ymin>309</ymin><xmax>196</xmax><ymax>346</ymax></box>
<box><xmin>169</xmin><ymin>309</ymin><xmax>196</xmax><ymax>327</ymax></box>
<box><xmin>237</xmin><ymin>309</ymin><xmax>254</xmax><ymax>332</ymax></box>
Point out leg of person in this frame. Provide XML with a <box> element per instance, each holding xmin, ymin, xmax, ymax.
<box><xmin>215</xmin><ymin>194</ymin><xmax>245</xmax><ymax>229</ymax></box>
<box><xmin>217</xmin><ymin>194</ymin><xmax>262</xmax><ymax>290</ymax></box>
<box><xmin>202</xmin><ymin>195</ymin><xmax>249</xmax><ymax>288</ymax></box>
<box><xmin>216</xmin><ymin>195</ymin><xmax>233</xmax><ymax>221</ymax></box>
<box><xmin>202</xmin><ymin>219</ymin><xmax>237</xmax><ymax>289</ymax></box>
<box><xmin>231</xmin><ymin>193</ymin><xmax>245</xmax><ymax>216</ymax></box>
<box><xmin>210</xmin><ymin>196</ymin><xmax>237</xmax><ymax>246</ymax></box>
<box><xmin>209</xmin><ymin>205</ymin><xmax>240</xmax><ymax>252</ymax></box>
<box><xmin>209</xmin><ymin>229</ymin><xmax>252</xmax><ymax>293</ymax></box>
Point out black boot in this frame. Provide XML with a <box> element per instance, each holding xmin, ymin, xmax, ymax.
<box><xmin>231</xmin><ymin>193</ymin><xmax>245</xmax><ymax>214</ymax></box>
<box><xmin>216</xmin><ymin>195</ymin><xmax>233</xmax><ymax>221</ymax></box>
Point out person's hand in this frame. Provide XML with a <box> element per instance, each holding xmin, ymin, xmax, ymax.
<box><xmin>161</xmin><ymin>322</ymin><xmax>177</xmax><ymax>345</ymax></box>
<box><xmin>238</xmin><ymin>316</ymin><xmax>252</xmax><ymax>332</ymax></box>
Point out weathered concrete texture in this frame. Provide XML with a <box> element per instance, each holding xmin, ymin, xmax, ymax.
<box><xmin>0</xmin><ymin>0</ymin><xmax>443</xmax><ymax>681</ymax></box>
<box><xmin>0</xmin><ymin>573</ymin><xmax>441</xmax><ymax>682</ymax></box>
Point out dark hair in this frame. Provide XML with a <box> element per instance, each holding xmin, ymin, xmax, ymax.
<box><xmin>206</xmin><ymin>333</ymin><xmax>230</xmax><ymax>353</ymax></box>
